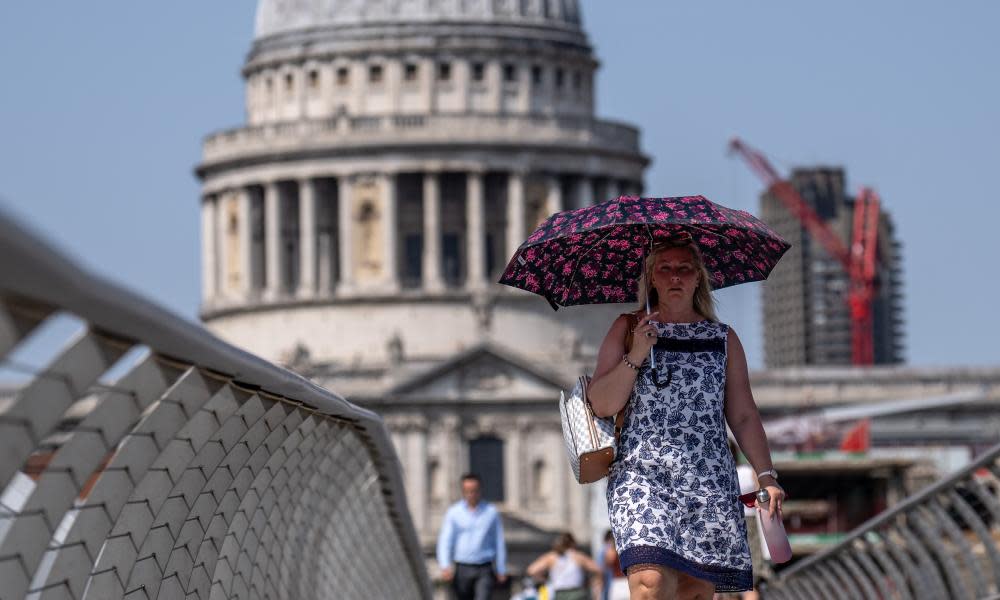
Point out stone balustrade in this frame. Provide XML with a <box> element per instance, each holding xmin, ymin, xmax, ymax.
<box><xmin>201</xmin><ymin>113</ymin><xmax>642</xmax><ymax>167</ymax></box>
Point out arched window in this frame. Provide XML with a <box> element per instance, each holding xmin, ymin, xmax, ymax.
<box><xmin>469</xmin><ymin>436</ymin><xmax>505</xmax><ymax>502</ymax></box>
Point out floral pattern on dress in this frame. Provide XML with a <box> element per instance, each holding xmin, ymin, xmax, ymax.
<box><xmin>607</xmin><ymin>319</ymin><xmax>753</xmax><ymax>593</ymax></box>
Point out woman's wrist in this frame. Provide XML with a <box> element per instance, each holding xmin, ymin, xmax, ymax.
<box><xmin>758</xmin><ymin>474</ymin><xmax>779</xmax><ymax>488</ymax></box>
<box><xmin>625</xmin><ymin>350</ymin><xmax>646</xmax><ymax>367</ymax></box>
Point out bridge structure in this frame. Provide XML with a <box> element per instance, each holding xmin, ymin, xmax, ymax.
<box><xmin>761</xmin><ymin>439</ymin><xmax>1000</xmax><ymax>599</ymax></box>
<box><xmin>0</xmin><ymin>211</ymin><xmax>431</xmax><ymax>599</ymax></box>
<box><xmin>4</xmin><ymin>203</ymin><xmax>1000</xmax><ymax>600</ymax></box>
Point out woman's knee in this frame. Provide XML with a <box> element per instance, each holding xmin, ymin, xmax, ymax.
<box><xmin>628</xmin><ymin>564</ymin><xmax>677</xmax><ymax>599</ymax></box>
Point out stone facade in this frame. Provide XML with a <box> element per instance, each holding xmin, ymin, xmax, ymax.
<box><xmin>197</xmin><ymin>0</ymin><xmax>649</xmax><ymax>578</ymax></box>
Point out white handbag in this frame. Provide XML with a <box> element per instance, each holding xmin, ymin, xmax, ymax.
<box><xmin>559</xmin><ymin>312</ymin><xmax>638</xmax><ymax>484</ymax></box>
<box><xmin>559</xmin><ymin>374</ymin><xmax>622</xmax><ymax>484</ymax></box>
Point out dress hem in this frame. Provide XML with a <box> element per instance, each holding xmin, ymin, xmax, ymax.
<box><xmin>620</xmin><ymin>544</ymin><xmax>753</xmax><ymax>593</ymax></box>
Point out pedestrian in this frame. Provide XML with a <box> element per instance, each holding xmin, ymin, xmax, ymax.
<box><xmin>436</xmin><ymin>473</ymin><xmax>508</xmax><ymax>600</ymax></box>
<box><xmin>588</xmin><ymin>236</ymin><xmax>786</xmax><ymax>600</ymax></box>
<box><xmin>601</xmin><ymin>533</ymin><xmax>629</xmax><ymax>600</ymax></box>
<box><xmin>526</xmin><ymin>532</ymin><xmax>602</xmax><ymax>600</ymax></box>
<box><xmin>597</xmin><ymin>530</ymin><xmax>614</xmax><ymax>600</ymax></box>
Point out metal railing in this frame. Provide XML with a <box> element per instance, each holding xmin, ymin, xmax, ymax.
<box><xmin>762</xmin><ymin>442</ymin><xmax>1000</xmax><ymax>600</ymax></box>
<box><xmin>0</xmin><ymin>211</ymin><xmax>431</xmax><ymax>599</ymax></box>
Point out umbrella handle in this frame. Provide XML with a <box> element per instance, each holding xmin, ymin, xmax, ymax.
<box><xmin>646</xmin><ymin>297</ymin><xmax>655</xmax><ymax>367</ymax></box>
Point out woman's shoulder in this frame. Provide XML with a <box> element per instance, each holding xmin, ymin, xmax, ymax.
<box><xmin>616</xmin><ymin>309</ymin><xmax>643</xmax><ymax>324</ymax></box>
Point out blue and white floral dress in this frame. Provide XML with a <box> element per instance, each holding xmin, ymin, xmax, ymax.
<box><xmin>607</xmin><ymin>318</ymin><xmax>753</xmax><ymax>592</ymax></box>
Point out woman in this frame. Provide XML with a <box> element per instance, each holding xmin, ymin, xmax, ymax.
<box><xmin>526</xmin><ymin>532</ymin><xmax>603</xmax><ymax>600</ymax></box>
<box><xmin>588</xmin><ymin>237</ymin><xmax>785</xmax><ymax>600</ymax></box>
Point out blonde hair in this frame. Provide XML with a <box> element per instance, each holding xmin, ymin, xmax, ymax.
<box><xmin>637</xmin><ymin>238</ymin><xmax>718</xmax><ymax>322</ymax></box>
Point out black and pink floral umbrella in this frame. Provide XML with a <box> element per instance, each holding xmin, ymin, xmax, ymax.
<box><xmin>498</xmin><ymin>195</ymin><xmax>791</xmax><ymax>309</ymax></box>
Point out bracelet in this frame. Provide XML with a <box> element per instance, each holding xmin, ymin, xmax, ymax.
<box><xmin>622</xmin><ymin>353</ymin><xmax>641</xmax><ymax>371</ymax></box>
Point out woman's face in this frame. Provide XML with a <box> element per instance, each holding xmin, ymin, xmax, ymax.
<box><xmin>651</xmin><ymin>247</ymin><xmax>700</xmax><ymax>303</ymax></box>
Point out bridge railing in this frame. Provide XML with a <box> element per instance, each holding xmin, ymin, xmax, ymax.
<box><xmin>0</xmin><ymin>211</ymin><xmax>432</xmax><ymax>600</ymax></box>
<box><xmin>762</xmin><ymin>441</ymin><xmax>1000</xmax><ymax>600</ymax></box>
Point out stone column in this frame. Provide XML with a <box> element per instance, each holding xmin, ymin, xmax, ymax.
<box><xmin>408</xmin><ymin>425</ymin><xmax>429</xmax><ymax>533</ymax></box>
<box><xmin>422</xmin><ymin>172</ymin><xmax>444</xmax><ymax>291</ymax></box>
<box><xmin>387</xmin><ymin>59</ymin><xmax>402</xmax><ymax>113</ymax></box>
<box><xmin>456</xmin><ymin>59</ymin><xmax>470</xmax><ymax>113</ymax></box>
<box><xmin>506</xmin><ymin>171</ymin><xmax>526</xmax><ymax>260</ymax></box>
<box><xmin>488</xmin><ymin>61</ymin><xmax>502</xmax><ymax>113</ymax></box>
<box><xmin>421</xmin><ymin>57</ymin><xmax>435</xmax><ymax>113</ymax></box>
<box><xmin>574</xmin><ymin>176</ymin><xmax>594</xmax><ymax>209</ymax></box>
<box><xmin>337</xmin><ymin>175</ymin><xmax>355</xmax><ymax>292</ymax></box>
<box><xmin>466</xmin><ymin>171</ymin><xmax>486</xmax><ymax>289</ymax></box>
<box><xmin>546</xmin><ymin>174</ymin><xmax>563</xmax><ymax>216</ymax></box>
<box><xmin>237</xmin><ymin>187</ymin><xmax>254</xmax><ymax>296</ymax></box>
<box><xmin>508</xmin><ymin>420</ymin><xmax>526</xmax><ymax>511</ymax></box>
<box><xmin>298</xmin><ymin>178</ymin><xmax>316</xmax><ymax>297</ymax></box>
<box><xmin>201</xmin><ymin>194</ymin><xmax>217</xmax><ymax>304</ymax></box>
<box><xmin>382</xmin><ymin>172</ymin><xmax>400</xmax><ymax>290</ymax></box>
<box><xmin>264</xmin><ymin>182</ymin><xmax>284</xmax><ymax>299</ymax></box>
<box><xmin>607</xmin><ymin>178</ymin><xmax>623</xmax><ymax>200</ymax></box>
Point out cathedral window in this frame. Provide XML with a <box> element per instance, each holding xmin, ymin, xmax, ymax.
<box><xmin>368</xmin><ymin>64</ymin><xmax>384</xmax><ymax>84</ymax></box>
<box><xmin>428</xmin><ymin>458</ymin><xmax>443</xmax><ymax>505</ymax></box>
<box><xmin>336</xmin><ymin>66</ymin><xmax>350</xmax><ymax>85</ymax></box>
<box><xmin>503</xmin><ymin>63</ymin><xmax>517</xmax><ymax>83</ymax></box>
<box><xmin>531</xmin><ymin>459</ymin><xmax>550</xmax><ymax>502</ymax></box>
<box><xmin>555</xmin><ymin>67</ymin><xmax>565</xmax><ymax>90</ymax></box>
<box><xmin>472</xmin><ymin>62</ymin><xmax>485</xmax><ymax>82</ymax></box>
<box><xmin>284</xmin><ymin>72</ymin><xmax>294</xmax><ymax>92</ymax></box>
<box><xmin>572</xmin><ymin>70</ymin><xmax>582</xmax><ymax>91</ymax></box>
<box><xmin>531</xmin><ymin>65</ymin><xmax>543</xmax><ymax>85</ymax></box>
<box><xmin>469</xmin><ymin>436</ymin><xmax>505</xmax><ymax>502</ymax></box>
<box><xmin>308</xmin><ymin>69</ymin><xmax>319</xmax><ymax>90</ymax></box>
<box><xmin>437</xmin><ymin>62</ymin><xmax>452</xmax><ymax>81</ymax></box>
<box><xmin>404</xmin><ymin>63</ymin><xmax>419</xmax><ymax>81</ymax></box>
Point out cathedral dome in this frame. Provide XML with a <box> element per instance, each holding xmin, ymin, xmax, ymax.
<box><xmin>255</xmin><ymin>0</ymin><xmax>583</xmax><ymax>40</ymax></box>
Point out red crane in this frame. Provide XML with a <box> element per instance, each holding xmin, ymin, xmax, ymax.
<box><xmin>729</xmin><ymin>138</ymin><xmax>881</xmax><ymax>365</ymax></box>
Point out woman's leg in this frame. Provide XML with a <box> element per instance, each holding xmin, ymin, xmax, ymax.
<box><xmin>676</xmin><ymin>570</ymin><xmax>716</xmax><ymax>600</ymax></box>
<box><xmin>627</xmin><ymin>564</ymin><xmax>678</xmax><ymax>600</ymax></box>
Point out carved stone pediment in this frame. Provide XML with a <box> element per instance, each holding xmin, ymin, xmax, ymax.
<box><xmin>388</xmin><ymin>342</ymin><xmax>570</xmax><ymax>402</ymax></box>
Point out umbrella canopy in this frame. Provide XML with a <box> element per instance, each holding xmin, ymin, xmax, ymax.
<box><xmin>498</xmin><ymin>195</ymin><xmax>791</xmax><ymax>309</ymax></box>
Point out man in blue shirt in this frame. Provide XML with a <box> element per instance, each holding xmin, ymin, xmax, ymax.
<box><xmin>436</xmin><ymin>473</ymin><xmax>508</xmax><ymax>600</ymax></box>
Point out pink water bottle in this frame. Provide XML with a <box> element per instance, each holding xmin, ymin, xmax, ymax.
<box><xmin>756</xmin><ymin>489</ymin><xmax>792</xmax><ymax>563</ymax></box>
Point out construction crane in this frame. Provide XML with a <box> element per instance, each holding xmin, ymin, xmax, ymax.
<box><xmin>729</xmin><ymin>138</ymin><xmax>882</xmax><ymax>365</ymax></box>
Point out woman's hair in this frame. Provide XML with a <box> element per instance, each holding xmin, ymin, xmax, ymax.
<box><xmin>638</xmin><ymin>237</ymin><xmax>718</xmax><ymax>322</ymax></box>
<box><xmin>552</xmin><ymin>532</ymin><xmax>577</xmax><ymax>554</ymax></box>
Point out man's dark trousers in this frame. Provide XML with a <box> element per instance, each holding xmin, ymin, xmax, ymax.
<box><xmin>452</xmin><ymin>563</ymin><xmax>493</xmax><ymax>600</ymax></box>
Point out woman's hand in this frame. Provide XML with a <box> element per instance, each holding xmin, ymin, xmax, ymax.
<box><xmin>757</xmin><ymin>478</ymin><xmax>785</xmax><ymax>519</ymax></box>
<box><xmin>627</xmin><ymin>311</ymin><xmax>659</xmax><ymax>363</ymax></box>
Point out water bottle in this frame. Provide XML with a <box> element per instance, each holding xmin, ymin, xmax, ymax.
<box><xmin>756</xmin><ymin>489</ymin><xmax>792</xmax><ymax>563</ymax></box>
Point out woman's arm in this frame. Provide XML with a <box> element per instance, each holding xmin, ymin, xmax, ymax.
<box><xmin>723</xmin><ymin>328</ymin><xmax>785</xmax><ymax>517</ymax></box>
<box><xmin>525</xmin><ymin>552</ymin><xmax>555</xmax><ymax>580</ymax></box>
<box><xmin>588</xmin><ymin>312</ymin><xmax>657</xmax><ymax>418</ymax></box>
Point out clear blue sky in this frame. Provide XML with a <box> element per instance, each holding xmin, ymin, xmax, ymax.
<box><xmin>2</xmin><ymin>2</ymin><xmax>998</xmax><ymax>369</ymax></box>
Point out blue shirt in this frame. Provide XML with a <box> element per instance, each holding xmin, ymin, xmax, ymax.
<box><xmin>436</xmin><ymin>500</ymin><xmax>507</xmax><ymax>575</ymax></box>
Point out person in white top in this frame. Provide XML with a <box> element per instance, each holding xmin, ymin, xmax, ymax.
<box><xmin>526</xmin><ymin>532</ymin><xmax>603</xmax><ymax>600</ymax></box>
